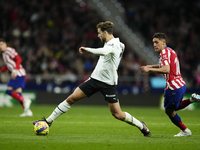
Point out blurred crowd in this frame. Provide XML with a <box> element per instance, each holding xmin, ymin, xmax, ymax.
<box><xmin>0</xmin><ymin>0</ymin><xmax>101</xmax><ymax>82</ymax></box>
<box><xmin>0</xmin><ymin>0</ymin><xmax>146</xmax><ymax>87</ymax></box>
<box><xmin>0</xmin><ymin>0</ymin><xmax>200</xmax><ymax>89</ymax></box>
<box><xmin>120</xmin><ymin>0</ymin><xmax>200</xmax><ymax>88</ymax></box>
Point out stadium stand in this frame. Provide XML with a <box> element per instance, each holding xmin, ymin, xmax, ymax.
<box><xmin>0</xmin><ymin>0</ymin><xmax>200</xmax><ymax>91</ymax></box>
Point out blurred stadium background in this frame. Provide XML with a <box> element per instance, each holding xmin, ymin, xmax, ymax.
<box><xmin>0</xmin><ymin>0</ymin><xmax>200</xmax><ymax>108</ymax></box>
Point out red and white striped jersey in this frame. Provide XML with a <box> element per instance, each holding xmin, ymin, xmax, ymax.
<box><xmin>1</xmin><ymin>47</ymin><xmax>26</xmax><ymax>76</ymax></box>
<box><xmin>159</xmin><ymin>47</ymin><xmax>185</xmax><ymax>90</ymax></box>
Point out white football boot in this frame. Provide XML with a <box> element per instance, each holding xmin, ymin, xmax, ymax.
<box><xmin>20</xmin><ymin>109</ymin><xmax>33</xmax><ymax>117</ymax></box>
<box><xmin>191</xmin><ymin>93</ymin><xmax>200</xmax><ymax>102</ymax></box>
<box><xmin>174</xmin><ymin>128</ymin><xmax>191</xmax><ymax>137</ymax></box>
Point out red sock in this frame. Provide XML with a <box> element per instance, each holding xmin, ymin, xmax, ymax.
<box><xmin>11</xmin><ymin>91</ymin><xmax>25</xmax><ymax>108</ymax></box>
<box><xmin>176</xmin><ymin>121</ymin><xmax>187</xmax><ymax>130</ymax></box>
<box><xmin>177</xmin><ymin>99</ymin><xmax>191</xmax><ymax>110</ymax></box>
<box><xmin>11</xmin><ymin>91</ymin><xmax>24</xmax><ymax>102</ymax></box>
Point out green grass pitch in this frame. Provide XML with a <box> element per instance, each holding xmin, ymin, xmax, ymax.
<box><xmin>0</xmin><ymin>105</ymin><xmax>200</xmax><ymax>150</ymax></box>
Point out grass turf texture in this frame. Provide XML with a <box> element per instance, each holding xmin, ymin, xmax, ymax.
<box><xmin>0</xmin><ymin>105</ymin><xmax>200</xmax><ymax>150</ymax></box>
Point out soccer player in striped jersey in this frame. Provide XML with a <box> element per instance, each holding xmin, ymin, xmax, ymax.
<box><xmin>0</xmin><ymin>38</ymin><xmax>32</xmax><ymax>117</ymax></box>
<box><xmin>140</xmin><ymin>33</ymin><xmax>200</xmax><ymax>137</ymax></box>
<box><xmin>33</xmin><ymin>21</ymin><xmax>151</xmax><ymax>137</ymax></box>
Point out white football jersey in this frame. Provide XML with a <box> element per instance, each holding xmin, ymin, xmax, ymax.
<box><xmin>85</xmin><ymin>38</ymin><xmax>125</xmax><ymax>85</ymax></box>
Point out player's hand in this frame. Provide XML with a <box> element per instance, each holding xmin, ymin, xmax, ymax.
<box><xmin>140</xmin><ymin>66</ymin><xmax>144</xmax><ymax>73</ymax></box>
<box><xmin>140</xmin><ymin>66</ymin><xmax>150</xmax><ymax>73</ymax></box>
<box><xmin>11</xmin><ymin>70</ymin><xmax>17</xmax><ymax>80</ymax></box>
<box><xmin>79</xmin><ymin>47</ymin><xmax>86</xmax><ymax>54</ymax></box>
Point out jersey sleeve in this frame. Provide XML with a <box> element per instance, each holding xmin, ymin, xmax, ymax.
<box><xmin>85</xmin><ymin>45</ymin><xmax>113</xmax><ymax>56</ymax></box>
<box><xmin>161</xmin><ymin>49</ymin><xmax>170</xmax><ymax>66</ymax></box>
<box><xmin>0</xmin><ymin>66</ymin><xmax>8</xmax><ymax>72</ymax></box>
<box><xmin>13</xmin><ymin>55</ymin><xmax>22</xmax><ymax>69</ymax></box>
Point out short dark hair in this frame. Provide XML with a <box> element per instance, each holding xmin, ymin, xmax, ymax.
<box><xmin>96</xmin><ymin>21</ymin><xmax>114</xmax><ymax>34</ymax></box>
<box><xmin>0</xmin><ymin>38</ymin><xmax>6</xmax><ymax>43</ymax></box>
<box><xmin>153</xmin><ymin>33</ymin><xmax>167</xmax><ymax>41</ymax></box>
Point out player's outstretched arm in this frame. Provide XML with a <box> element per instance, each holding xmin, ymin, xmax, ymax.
<box><xmin>147</xmin><ymin>64</ymin><xmax>159</xmax><ymax>68</ymax></box>
<box><xmin>140</xmin><ymin>65</ymin><xmax>170</xmax><ymax>74</ymax></box>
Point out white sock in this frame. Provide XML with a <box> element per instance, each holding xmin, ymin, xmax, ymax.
<box><xmin>46</xmin><ymin>100</ymin><xmax>71</xmax><ymax>123</ymax></box>
<box><xmin>124</xmin><ymin>112</ymin><xmax>143</xmax><ymax>130</ymax></box>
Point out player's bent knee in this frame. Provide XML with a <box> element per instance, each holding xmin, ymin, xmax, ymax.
<box><xmin>165</xmin><ymin>109</ymin><xmax>176</xmax><ymax>117</ymax></box>
<box><xmin>66</xmin><ymin>97</ymin><xmax>76</xmax><ymax>105</ymax></box>
<box><xmin>66</xmin><ymin>94</ymin><xmax>81</xmax><ymax>105</ymax></box>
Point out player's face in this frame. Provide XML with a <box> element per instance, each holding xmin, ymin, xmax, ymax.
<box><xmin>0</xmin><ymin>42</ymin><xmax>7</xmax><ymax>52</ymax></box>
<box><xmin>152</xmin><ymin>38</ymin><xmax>166</xmax><ymax>52</ymax></box>
<box><xmin>97</xmin><ymin>28</ymin><xmax>106</xmax><ymax>43</ymax></box>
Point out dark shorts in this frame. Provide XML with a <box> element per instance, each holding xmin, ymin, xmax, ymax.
<box><xmin>7</xmin><ymin>76</ymin><xmax>26</xmax><ymax>89</ymax></box>
<box><xmin>164</xmin><ymin>85</ymin><xmax>186</xmax><ymax>110</ymax></box>
<box><xmin>79</xmin><ymin>78</ymin><xmax>119</xmax><ymax>103</ymax></box>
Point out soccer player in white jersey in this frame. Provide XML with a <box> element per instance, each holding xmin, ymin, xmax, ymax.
<box><xmin>33</xmin><ymin>21</ymin><xmax>151</xmax><ymax>137</ymax></box>
<box><xmin>140</xmin><ymin>33</ymin><xmax>200</xmax><ymax>137</ymax></box>
<box><xmin>0</xmin><ymin>38</ymin><xmax>32</xmax><ymax>117</ymax></box>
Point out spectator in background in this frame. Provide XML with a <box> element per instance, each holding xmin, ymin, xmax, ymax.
<box><xmin>0</xmin><ymin>38</ymin><xmax>32</xmax><ymax>117</ymax></box>
<box><xmin>1</xmin><ymin>0</ymin><xmax>200</xmax><ymax>89</ymax></box>
<box><xmin>120</xmin><ymin>0</ymin><xmax>200</xmax><ymax>87</ymax></box>
<box><xmin>0</xmin><ymin>0</ymin><xmax>140</xmax><ymax>86</ymax></box>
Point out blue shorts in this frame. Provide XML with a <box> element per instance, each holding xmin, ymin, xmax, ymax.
<box><xmin>7</xmin><ymin>76</ymin><xmax>26</xmax><ymax>89</ymax></box>
<box><xmin>164</xmin><ymin>85</ymin><xmax>186</xmax><ymax>110</ymax></box>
